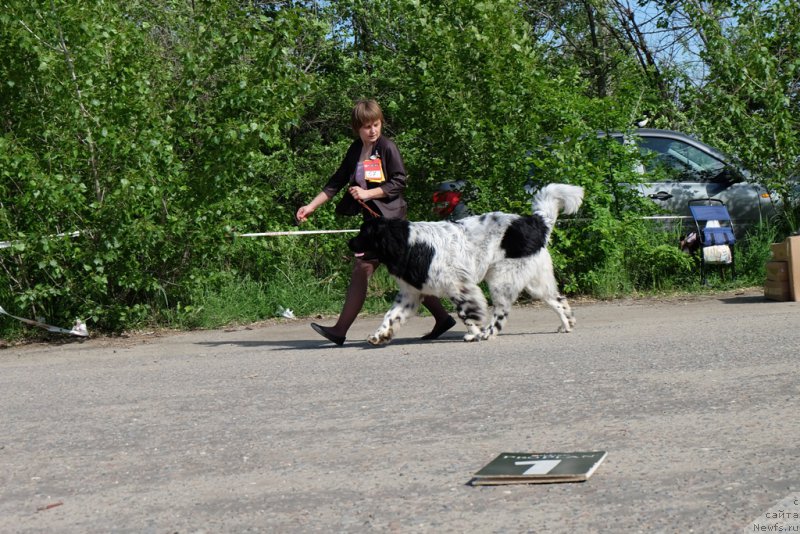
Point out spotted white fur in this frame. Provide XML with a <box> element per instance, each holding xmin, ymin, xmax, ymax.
<box><xmin>349</xmin><ymin>184</ymin><xmax>584</xmax><ymax>344</ymax></box>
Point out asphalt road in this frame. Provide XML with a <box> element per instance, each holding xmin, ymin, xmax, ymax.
<box><xmin>1</xmin><ymin>289</ymin><xmax>799</xmax><ymax>533</ymax></box>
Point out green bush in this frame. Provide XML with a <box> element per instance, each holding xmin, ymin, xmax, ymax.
<box><xmin>1</xmin><ymin>0</ymin><xmax>795</xmax><ymax>340</ymax></box>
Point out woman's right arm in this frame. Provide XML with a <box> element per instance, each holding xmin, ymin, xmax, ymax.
<box><xmin>296</xmin><ymin>191</ymin><xmax>331</xmax><ymax>223</ymax></box>
<box><xmin>297</xmin><ymin>141</ymin><xmax>359</xmax><ymax>222</ymax></box>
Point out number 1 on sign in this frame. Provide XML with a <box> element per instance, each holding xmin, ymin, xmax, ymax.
<box><xmin>515</xmin><ymin>459</ymin><xmax>562</xmax><ymax>475</ymax></box>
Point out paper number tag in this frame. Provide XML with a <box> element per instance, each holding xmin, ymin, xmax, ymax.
<box><xmin>363</xmin><ymin>158</ymin><xmax>385</xmax><ymax>183</ymax></box>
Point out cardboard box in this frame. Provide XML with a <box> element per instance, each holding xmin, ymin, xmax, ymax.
<box><xmin>770</xmin><ymin>241</ymin><xmax>789</xmax><ymax>261</ymax></box>
<box><xmin>765</xmin><ymin>261</ymin><xmax>789</xmax><ymax>282</ymax></box>
<box><xmin>768</xmin><ymin>236</ymin><xmax>800</xmax><ymax>301</ymax></box>
<box><xmin>764</xmin><ymin>279</ymin><xmax>791</xmax><ymax>301</ymax></box>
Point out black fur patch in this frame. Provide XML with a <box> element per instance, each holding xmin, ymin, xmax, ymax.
<box><xmin>348</xmin><ymin>219</ymin><xmax>409</xmax><ymax>263</ymax></box>
<box><xmin>348</xmin><ymin>219</ymin><xmax>433</xmax><ymax>290</ymax></box>
<box><xmin>500</xmin><ymin>215</ymin><xmax>548</xmax><ymax>258</ymax></box>
<box><xmin>396</xmin><ymin>242</ymin><xmax>434</xmax><ymax>289</ymax></box>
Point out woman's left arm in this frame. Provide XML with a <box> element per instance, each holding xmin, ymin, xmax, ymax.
<box><xmin>376</xmin><ymin>138</ymin><xmax>407</xmax><ymax>198</ymax></box>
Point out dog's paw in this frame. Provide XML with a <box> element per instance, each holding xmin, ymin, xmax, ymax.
<box><xmin>557</xmin><ymin>325</ymin><xmax>572</xmax><ymax>333</ymax></box>
<box><xmin>478</xmin><ymin>328</ymin><xmax>496</xmax><ymax>341</ymax></box>
<box><xmin>463</xmin><ymin>333</ymin><xmax>481</xmax><ymax>342</ymax></box>
<box><xmin>367</xmin><ymin>329</ymin><xmax>394</xmax><ymax>345</ymax></box>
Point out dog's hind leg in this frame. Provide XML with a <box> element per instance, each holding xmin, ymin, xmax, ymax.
<box><xmin>450</xmin><ymin>284</ymin><xmax>489</xmax><ymax>342</ymax></box>
<box><xmin>482</xmin><ymin>283</ymin><xmax>519</xmax><ymax>340</ymax></box>
<box><xmin>367</xmin><ymin>288</ymin><xmax>421</xmax><ymax>345</ymax></box>
<box><xmin>522</xmin><ymin>256</ymin><xmax>575</xmax><ymax>333</ymax></box>
<box><xmin>558</xmin><ymin>295</ymin><xmax>576</xmax><ymax>331</ymax></box>
<box><xmin>537</xmin><ymin>293</ymin><xmax>574</xmax><ymax>333</ymax></box>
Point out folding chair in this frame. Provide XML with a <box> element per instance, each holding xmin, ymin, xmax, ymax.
<box><xmin>688</xmin><ymin>199</ymin><xmax>736</xmax><ymax>285</ymax></box>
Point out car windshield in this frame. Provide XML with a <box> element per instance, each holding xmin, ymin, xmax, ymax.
<box><xmin>637</xmin><ymin>137</ymin><xmax>727</xmax><ymax>181</ymax></box>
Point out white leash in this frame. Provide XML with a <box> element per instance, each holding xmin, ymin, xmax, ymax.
<box><xmin>237</xmin><ymin>229</ymin><xmax>357</xmax><ymax>237</ymax></box>
<box><xmin>2</xmin><ymin>229</ymin><xmax>356</xmax><ymax>243</ymax></box>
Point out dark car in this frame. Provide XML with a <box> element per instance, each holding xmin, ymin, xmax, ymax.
<box><xmin>432</xmin><ymin>129</ymin><xmax>784</xmax><ymax>236</ymax></box>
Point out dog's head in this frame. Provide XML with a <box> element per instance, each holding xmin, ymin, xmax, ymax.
<box><xmin>348</xmin><ymin>218</ymin><xmax>409</xmax><ymax>263</ymax></box>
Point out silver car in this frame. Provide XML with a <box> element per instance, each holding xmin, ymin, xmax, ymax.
<box><xmin>611</xmin><ymin>129</ymin><xmax>777</xmax><ymax>234</ymax></box>
<box><xmin>433</xmin><ymin>128</ymin><xmax>783</xmax><ymax>236</ymax></box>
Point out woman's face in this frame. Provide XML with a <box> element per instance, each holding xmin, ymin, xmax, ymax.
<box><xmin>358</xmin><ymin>119</ymin><xmax>382</xmax><ymax>145</ymax></box>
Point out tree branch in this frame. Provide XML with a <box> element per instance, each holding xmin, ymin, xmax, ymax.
<box><xmin>49</xmin><ymin>0</ymin><xmax>103</xmax><ymax>203</ymax></box>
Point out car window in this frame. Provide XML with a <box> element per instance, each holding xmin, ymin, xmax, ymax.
<box><xmin>637</xmin><ymin>137</ymin><xmax>726</xmax><ymax>182</ymax></box>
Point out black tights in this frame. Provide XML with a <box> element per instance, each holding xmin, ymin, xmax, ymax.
<box><xmin>328</xmin><ymin>258</ymin><xmax>451</xmax><ymax>336</ymax></box>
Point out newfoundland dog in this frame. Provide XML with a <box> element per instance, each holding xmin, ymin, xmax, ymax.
<box><xmin>348</xmin><ymin>183</ymin><xmax>584</xmax><ymax>344</ymax></box>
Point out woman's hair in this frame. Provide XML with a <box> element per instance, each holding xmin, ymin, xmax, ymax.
<box><xmin>351</xmin><ymin>99</ymin><xmax>384</xmax><ymax>135</ymax></box>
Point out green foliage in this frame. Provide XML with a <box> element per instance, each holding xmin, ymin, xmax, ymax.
<box><xmin>165</xmin><ymin>234</ymin><xmax>401</xmax><ymax>330</ymax></box>
<box><xmin>733</xmin><ymin>222</ymin><xmax>780</xmax><ymax>286</ymax></box>
<box><xmin>1</xmin><ymin>0</ymin><xmax>797</xmax><ymax>339</ymax></box>
<box><xmin>1</xmin><ymin>1</ymin><xmax>325</xmax><ymax>333</ymax></box>
<box><xmin>683</xmin><ymin>0</ymin><xmax>800</xmax><ymax>232</ymax></box>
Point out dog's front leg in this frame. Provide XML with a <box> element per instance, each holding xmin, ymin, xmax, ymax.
<box><xmin>451</xmin><ymin>284</ymin><xmax>489</xmax><ymax>342</ymax></box>
<box><xmin>367</xmin><ymin>289</ymin><xmax>421</xmax><ymax>345</ymax></box>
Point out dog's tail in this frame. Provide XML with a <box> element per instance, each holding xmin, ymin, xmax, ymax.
<box><xmin>532</xmin><ymin>183</ymin><xmax>584</xmax><ymax>228</ymax></box>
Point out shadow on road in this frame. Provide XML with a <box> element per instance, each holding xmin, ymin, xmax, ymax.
<box><xmin>194</xmin><ymin>335</ymin><xmax>460</xmax><ymax>351</ymax></box>
<box><xmin>193</xmin><ymin>329</ymin><xmax>555</xmax><ymax>351</ymax></box>
<box><xmin>717</xmin><ymin>295</ymin><xmax>769</xmax><ymax>305</ymax></box>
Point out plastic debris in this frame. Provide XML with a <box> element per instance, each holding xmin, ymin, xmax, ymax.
<box><xmin>70</xmin><ymin>319</ymin><xmax>89</xmax><ymax>337</ymax></box>
<box><xmin>277</xmin><ymin>306</ymin><xmax>295</xmax><ymax>319</ymax></box>
<box><xmin>0</xmin><ymin>305</ymin><xmax>89</xmax><ymax>337</ymax></box>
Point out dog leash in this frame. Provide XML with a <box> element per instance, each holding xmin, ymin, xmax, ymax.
<box><xmin>357</xmin><ymin>198</ymin><xmax>381</xmax><ymax>219</ymax></box>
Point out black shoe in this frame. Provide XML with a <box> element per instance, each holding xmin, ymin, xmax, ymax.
<box><xmin>421</xmin><ymin>316</ymin><xmax>457</xmax><ymax>340</ymax></box>
<box><xmin>311</xmin><ymin>323</ymin><xmax>345</xmax><ymax>346</ymax></box>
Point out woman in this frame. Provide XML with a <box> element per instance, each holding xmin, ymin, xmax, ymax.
<box><xmin>296</xmin><ymin>99</ymin><xmax>456</xmax><ymax>345</ymax></box>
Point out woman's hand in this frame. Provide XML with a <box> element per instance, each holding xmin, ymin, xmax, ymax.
<box><xmin>348</xmin><ymin>186</ymin><xmax>369</xmax><ymax>201</ymax></box>
<box><xmin>297</xmin><ymin>191</ymin><xmax>333</xmax><ymax>222</ymax></box>
<box><xmin>349</xmin><ymin>186</ymin><xmax>386</xmax><ymax>201</ymax></box>
<box><xmin>296</xmin><ymin>205</ymin><xmax>314</xmax><ymax>223</ymax></box>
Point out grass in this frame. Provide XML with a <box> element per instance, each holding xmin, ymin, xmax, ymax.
<box><xmin>161</xmin><ymin>262</ymin><xmax>406</xmax><ymax>330</ymax></box>
<box><xmin>0</xmin><ymin>221</ymin><xmax>784</xmax><ymax>341</ymax></box>
<box><xmin>172</xmin><ymin>222</ymin><xmax>778</xmax><ymax>330</ymax></box>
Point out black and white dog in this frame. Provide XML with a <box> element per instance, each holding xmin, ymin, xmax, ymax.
<box><xmin>348</xmin><ymin>183</ymin><xmax>584</xmax><ymax>344</ymax></box>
